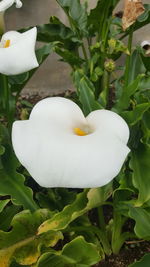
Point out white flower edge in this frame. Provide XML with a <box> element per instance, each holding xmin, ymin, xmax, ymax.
<box><xmin>141</xmin><ymin>40</ymin><xmax>150</xmax><ymax>48</ymax></box>
<box><xmin>0</xmin><ymin>0</ymin><xmax>22</xmax><ymax>12</ymax></box>
<box><xmin>0</xmin><ymin>27</ymin><xmax>39</xmax><ymax>75</ymax></box>
<box><xmin>12</xmin><ymin>97</ymin><xmax>130</xmax><ymax>188</ymax></box>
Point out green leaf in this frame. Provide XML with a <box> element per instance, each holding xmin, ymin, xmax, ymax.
<box><xmin>121</xmin><ymin>103</ymin><xmax>150</xmax><ymax>125</ymax></box>
<box><xmin>37</xmin><ymin>188</ymin><xmax>76</xmax><ymax>211</ymax></box>
<box><xmin>0</xmin><ymin>145</ymin><xmax>38</xmax><ymax>211</ymax></box>
<box><xmin>128</xmin><ymin>50</ymin><xmax>146</xmax><ymax>84</ymax></box>
<box><xmin>55</xmin><ymin>46</ymin><xmax>83</xmax><ymax>67</ymax></box>
<box><xmin>36</xmin><ymin>236</ymin><xmax>101</xmax><ymax>267</ymax></box>
<box><xmin>0</xmin><ymin>145</ymin><xmax>5</xmax><ymax>156</ymax></box>
<box><xmin>0</xmin><ymin>200</ymin><xmax>10</xmax><ymax>213</ymax></box>
<box><xmin>129</xmin><ymin>253</ymin><xmax>150</xmax><ymax>267</ymax></box>
<box><xmin>130</xmin><ymin>143</ymin><xmax>150</xmax><ymax>206</ymax></box>
<box><xmin>88</xmin><ymin>0</ymin><xmax>119</xmax><ymax>34</ymax></box>
<box><xmin>74</xmin><ymin>70</ymin><xmax>102</xmax><ymax>115</ymax></box>
<box><xmin>0</xmin><ymin>205</ymin><xmax>21</xmax><ymax>231</ymax></box>
<box><xmin>37</xmin><ymin>19</ymin><xmax>77</xmax><ymax>49</ymax></box>
<box><xmin>38</xmin><ymin>183</ymin><xmax>112</xmax><ymax>235</ymax></box>
<box><xmin>0</xmin><ymin>209</ymin><xmax>63</xmax><ymax>267</ymax></box>
<box><xmin>56</xmin><ymin>0</ymin><xmax>88</xmax><ymax>35</ymax></box>
<box><xmin>138</xmin><ymin>76</ymin><xmax>150</xmax><ymax>91</ymax></box>
<box><xmin>116</xmin><ymin>74</ymin><xmax>144</xmax><ymax>110</ymax></box>
<box><xmin>129</xmin><ymin>206</ymin><xmax>150</xmax><ymax>239</ymax></box>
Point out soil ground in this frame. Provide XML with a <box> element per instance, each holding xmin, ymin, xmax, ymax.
<box><xmin>95</xmin><ymin>241</ymin><xmax>150</xmax><ymax>266</ymax></box>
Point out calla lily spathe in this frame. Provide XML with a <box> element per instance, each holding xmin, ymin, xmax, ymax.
<box><xmin>0</xmin><ymin>0</ymin><xmax>22</xmax><ymax>12</ymax></box>
<box><xmin>0</xmin><ymin>27</ymin><xmax>39</xmax><ymax>75</ymax></box>
<box><xmin>12</xmin><ymin>97</ymin><xmax>130</xmax><ymax>188</ymax></box>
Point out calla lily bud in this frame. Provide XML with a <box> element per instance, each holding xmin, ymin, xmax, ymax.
<box><xmin>0</xmin><ymin>27</ymin><xmax>39</xmax><ymax>75</ymax></box>
<box><xmin>12</xmin><ymin>97</ymin><xmax>130</xmax><ymax>188</ymax></box>
<box><xmin>0</xmin><ymin>0</ymin><xmax>22</xmax><ymax>12</ymax></box>
<box><xmin>104</xmin><ymin>59</ymin><xmax>116</xmax><ymax>72</ymax></box>
<box><xmin>141</xmin><ymin>40</ymin><xmax>150</xmax><ymax>55</ymax></box>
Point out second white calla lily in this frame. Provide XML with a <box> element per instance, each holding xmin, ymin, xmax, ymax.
<box><xmin>0</xmin><ymin>27</ymin><xmax>39</xmax><ymax>75</ymax></box>
<box><xmin>12</xmin><ymin>97</ymin><xmax>130</xmax><ymax>188</ymax></box>
<box><xmin>0</xmin><ymin>0</ymin><xmax>22</xmax><ymax>12</ymax></box>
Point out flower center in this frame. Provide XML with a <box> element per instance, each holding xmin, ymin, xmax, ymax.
<box><xmin>74</xmin><ymin>127</ymin><xmax>87</xmax><ymax>136</ymax></box>
<box><xmin>4</xmin><ymin>39</ymin><xmax>11</xmax><ymax>48</ymax></box>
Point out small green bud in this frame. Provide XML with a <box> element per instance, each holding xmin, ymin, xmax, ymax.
<box><xmin>108</xmin><ymin>39</ymin><xmax>116</xmax><ymax>50</ymax></box>
<box><xmin>20</xmin><ymin>108</ymin><xmax>29</xmax><ymax>120</ymax></box>
<box><xmin>104</xmin><ymin>59</ymin><xmax>116</xmax><ymax>72</ymax></box>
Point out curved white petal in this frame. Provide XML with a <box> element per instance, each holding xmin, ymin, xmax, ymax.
<box><xmin>0</xmin><ymin>27</ymin><xmax>39</xmax><ymax>75</ymax></box>
<box><xmin>141</xmin><ymin>40</ymin><xmax>150</xmax><ymax>48</ymax></box>
<box><xmin>86</xmin><ymin>109</ymin><xmax>130</xmax><ymax>144</ymax></box>
<box><xmin>12</xmin><ymin>97</ymin><xmax>130</xmax><ymax>188</ymax></box>
<box><xmin>15</xmin><ymin>0</ymin><xmax>22</xmax><ymax>8</ymax></box>
<box><xmin>0</xmin><ymin>0</ymin><xmax>22</xmax><ymax>12</ymax></box>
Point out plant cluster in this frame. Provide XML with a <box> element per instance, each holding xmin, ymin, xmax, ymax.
<box><xmin>0</xmin><ymin>0</ymin><xmax>150</xmax><ymax>266</ymax></box>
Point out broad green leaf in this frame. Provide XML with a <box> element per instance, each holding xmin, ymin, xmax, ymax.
<box><xmin>0</xmin><ymin>205</ymin><xmax>21</xmax><ymax>231</ymax></box>
<box><xmin>56</xmin><ymin>0</ymin><xmax>88</xmax><ymax>35</ymax></box>
<box><xmin>55</xmin><ymin>46</ymin><xmax>83</xmax><ymax>67</ymax></box>
<box><xmin>129</xmin><ymin>253</ymin><xmax>150</xmax><ymax>267</ymax></box>
<box><xmin>140</xmin><ymin>53</ymin><xmax>150</xmax><ymax>72</ymax></box>
<box><xmin>74</xmin><ymin>70</ymin><xmax>102</xmax><ymax>115</ymax></box>
<box><xmin>0</xmin><ymin>145</ymin><xmax>5</xmax><ymax>156</ymax></box>
<box><xmin>122</xmin><ymin>103</ymin><xmax>150</xmax><ymax>125</ymax></box>
<box><xmin>130</xmin><ymin>143</ymin><xmax>150</xmax><ymax>206</ymax></box>
<box><xmin>38</xmin><ymin>183</ymin><xmax>112</xmax><ymax>235</ymax></box>
<box><xmin>0</xmin><ymin>200</ymin><xmax>10</xmax><ymax>213</ymax></box>
<box><xmin>128</xmin><ymin>50</ymin><xmax>145</xmax><ymax>84</ymax></box>
<box><xmin>88</xmin><ymin>0</ymin><xmax>119</xmax><ymax>35</ymax></box>
<box><xmin>0</xmin><ymin>145</ymin><xmax>38</xmax><ymax>211</ymax></box>
<box><xmin>37</xmin><ymin>188</ymin><xmax>76</xmax><ymax>211</ymax></box>
<box><xmin>36</xmin><ymin>236</ymin><xmax>101</xmax><ymax>267</ymax></box>
<box><xmin>138</xmin><ymin>76</ymin><xmax>150</xmax><ymax>90</ymax></box>
<box><xmin>0</xmin><ymin>209</ymin><xmax>63</xmax><ymax>267</ymax></box>
<box><xmin>37</xmin><ymin>19</ymin><xmax>77</xmax><ymax>49</ymax></box>
<box><xmin>129</xmin><ymin>206</ymin><xmax>150</xmax><ymax>239</ymax></box>
<box><xmin>142</xmin><ymin>110</ymin><xmax>150</xmax><ymax>144</ymax></box>
<box><xmin>116</xmin><ymin>74</ymin><xmax>144</xmax><ymax>110</ymax></box>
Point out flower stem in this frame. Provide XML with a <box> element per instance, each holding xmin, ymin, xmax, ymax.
<box><xmin>99</xmin><ymin>70</ymin><xmax>110</xmax><ymax>107</ymax></box>
<box><xmin>98</xmin><ymin>206</ymin><xmax>106</xmax><ymax>230</ymax></box>
<box><xmin>0</xmin><ymin>12</ymin><xmax>5</xmax><ymax>36</ymax></box>
<box><xmin>1</xmin><ymin>74</ymin><xmax>12</xmax><ymax>130</ymax></box>
<box><xmin>111</xmin><ymin>209</ymin><xmax>134</xmax><ymax>254</ymax></box>
<box><xmin>124</xmin><ymin>26</ymin><xmax>134</xmax><ymax>87</ymax></box>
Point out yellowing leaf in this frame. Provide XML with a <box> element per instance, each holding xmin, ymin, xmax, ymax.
<box><xmin>0</xmin><ymin>209</ymin><xmax>63</xmax><ymax>267</ymax></box>
<box><xmin>38</xmin><ymin>183</ymin><xmax>112</xmax><ymax>235</ymax></box>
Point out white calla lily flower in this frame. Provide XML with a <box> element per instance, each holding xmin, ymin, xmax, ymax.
<box><xmin>0</xmin><ymin>27</ymin><xmax>39</xmax><ymax>75</ymax></box>
<box><xmin>0</xmin><ymin>0</ymin><xmax>22</xmax><ymax>12</ymax></box>
<box><xmin>12</xmin><ymin>97</ymin><xmax>130</xmax><ymax>188</ymax></box>
<box><xmin>141</xmin><ymin>40</ymin><xmax>150</xmax><ymax>55</ymax></box>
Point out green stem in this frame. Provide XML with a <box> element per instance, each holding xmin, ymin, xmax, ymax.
<box><xmin>124</xmin><ymin>26</ymin><xmax>134</xmax><ymax>87</ymax></box>
<box><xmin>0</xmin><ymin>11</ymin><xmax>5</xmax><ymax>36</ymax></box>
<box><xmin>1</xmin><ymin>75</ymin><xmax>12</xmax><ymax>131</ymax></box>
<box><xmin>81</xmin><ymin>43</ymin><xmax>88</xmax><ymax>61</ymax></box>
<box><xmin>111</xmin><ymin>210</ymin><xmax>131</xmax><ymax>254</ymax></box>
<box><xmin>99</xmin><ymin>70</ymin><xmax>110</xmax><ymax>107</ymax></box>
<box><xmin>60</xmin><ymin>5</ymin><xmax>88</xmax><ymax>62</ymax></box>
<box><xmin>98</xmin><ymin>206</ymin><xmax>106</xmax><ymax>230</ymax></box>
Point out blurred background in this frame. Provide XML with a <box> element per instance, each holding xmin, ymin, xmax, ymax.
<box><xmin>4</xmin><ymin>0</ymin><xmax>150</xmax><ymax>96</ymax></box>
